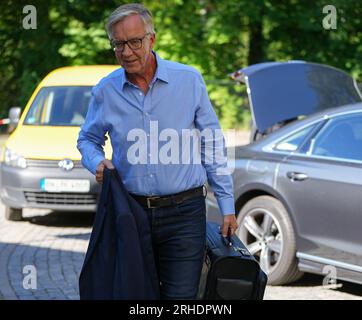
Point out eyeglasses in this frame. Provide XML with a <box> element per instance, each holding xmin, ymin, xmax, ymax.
<box><xmin>110</xmin><ymin>33</ymin><xmax>151</xmax><ymax>52</ymax></box>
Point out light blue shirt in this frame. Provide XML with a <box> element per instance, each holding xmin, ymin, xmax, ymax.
<box><xmin>77</xmin><ymin>52</ymin><xmax>234</xmax><ymax>215</ymax></box>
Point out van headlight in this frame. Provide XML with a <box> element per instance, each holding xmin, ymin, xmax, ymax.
<box><xmin>4</xmin><ymin>148</ymin><xmax>27</xmax><ymax>169</ymax></box>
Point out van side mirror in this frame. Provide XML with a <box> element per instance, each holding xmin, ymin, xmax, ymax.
<box><xmin>7</xmin><ymin>107</ymin><xmax>21</xmax><ymax>134</ymax></box>
<box><xmin>9</xmin><ymin>107</ymin><xmax>21</xmax><ymax>125</ymax></box>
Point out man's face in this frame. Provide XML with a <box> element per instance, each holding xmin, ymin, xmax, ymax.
<box><xmin>111</xmin><ymin>14</ymin><xmax>155</xmax><ymax>75</ymax></box>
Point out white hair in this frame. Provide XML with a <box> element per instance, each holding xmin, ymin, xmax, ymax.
<box><xmin>106</xmin><ymin>3</ymin><xmax>155</xmax><ymax>39</ymax></box>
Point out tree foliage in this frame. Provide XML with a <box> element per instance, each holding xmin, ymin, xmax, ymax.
<box><xmin>0</xmin><ymin>0</ymin><xmax>361</xmax><ymax>128</ymax></box>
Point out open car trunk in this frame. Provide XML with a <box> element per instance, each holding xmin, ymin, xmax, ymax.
<box><xmin>231</xmin><ymin>61</ymin><xmax>362</xmax><ymax>141</ymax></box>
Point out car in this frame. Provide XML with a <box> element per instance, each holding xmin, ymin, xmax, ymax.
<box><xmin>0</xmin><ymin>65</ymin><xmax>119</xmax><ymax>221</ymax></box>
<box><xmin>206</xmin><ymin>61</ymin><xmax>362</xmax><ymax>286</ymax></box>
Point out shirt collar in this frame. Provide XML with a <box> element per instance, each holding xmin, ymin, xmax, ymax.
<box><xmin>153</xmin><ymin>51</ymin><xmax>169</xmax><ymax>84</ymax></box>
<box><xmin>120</xmin><ymin>51</ymin><xmax>169</xmax><ymax>90</ymax></box>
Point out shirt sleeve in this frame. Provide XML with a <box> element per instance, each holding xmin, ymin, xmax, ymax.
<box><xmin>76</xmin><ymin>87</ymin><xmax>107</xmax><ymax>175</ymax></box>
<box><xmin>194</xmin><ymin>73</ymin><xmax>235</xmax><ymax>216</ymax></box>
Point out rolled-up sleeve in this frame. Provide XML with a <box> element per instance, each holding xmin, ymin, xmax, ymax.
<box><xmin>194</xmin><ymin>73</ymin><xmax>235</xmax><ymax>216</ymax></box>
<box><xmin>77</xmin><ymin>87</ymin><xmax>107</xmax><ymax>175</ymax></box>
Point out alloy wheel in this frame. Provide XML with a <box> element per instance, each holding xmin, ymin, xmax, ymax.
<box><xmin>236</xmin><ymin>208</ymin><xmax>283</xmax><ymax>274</ymax></box>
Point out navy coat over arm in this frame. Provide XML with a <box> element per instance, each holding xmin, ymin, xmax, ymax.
<box><xmin>79</xmin><ymin>168</ymin><xmax>160</xmax><ymax>299</ymax></box>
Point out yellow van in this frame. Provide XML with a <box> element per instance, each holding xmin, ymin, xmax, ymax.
<box><xmin>0</xmin><ymin>65</ymin><xmax>119</xmax><ymax>221</ymax></box>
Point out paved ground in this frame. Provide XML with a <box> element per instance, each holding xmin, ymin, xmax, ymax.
<box><xmin>1</xmin><ymin>200</ymin><xmax>362</xmax><ymax>300</ymax></box>
<box><xmin>0</xmin><ymin>206</ymin><xmax>91</xmax><ymax>300</ymax></box>
<box><xmin>0</xmin><ymin>131</ymin><xmax>362</xmax><ymax>300</ymax></box>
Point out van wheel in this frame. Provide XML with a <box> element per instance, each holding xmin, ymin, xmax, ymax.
<box><xmin>5</xmin><ymin>207</ymin><xmax>23</xmax><ymax>221</ymax></box>
<box><xmin>236</xmin><ymin>196</ymin><xmax>303</xmax><ymax>285</ymax></box>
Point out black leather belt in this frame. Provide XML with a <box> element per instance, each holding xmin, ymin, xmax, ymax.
<box><xmin>130</xmin><ymin>186</ymin><xmax>205</xmax><ymax>209</ymax></box>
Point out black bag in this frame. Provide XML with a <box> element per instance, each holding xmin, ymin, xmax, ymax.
<box><xmin>198</xmin><ymin>222</ymin><xmax>267</xmax><ymax>300</ymax></box>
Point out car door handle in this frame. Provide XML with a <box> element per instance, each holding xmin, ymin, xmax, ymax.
<box><xmin>287</xmin><ymin>172</ymin><xmax>308</xmax><ymax>181</ymax></box>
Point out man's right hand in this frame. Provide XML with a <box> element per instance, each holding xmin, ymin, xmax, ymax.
<box><xmin>95</xmin><ymin>159</ymin><xmax>115</xmax><ymax>183</ymax></box>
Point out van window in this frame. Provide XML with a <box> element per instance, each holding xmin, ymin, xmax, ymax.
<box><xmin>24</xmin><ymin>86</ymin><xmax>92</xmax><ymax>126</ymax></box>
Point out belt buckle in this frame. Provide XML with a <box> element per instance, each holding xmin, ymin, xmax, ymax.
<box><xmin>147</xmin><ymin>196</ymin><xmax>160</xmax><ymax>209</ymax></box>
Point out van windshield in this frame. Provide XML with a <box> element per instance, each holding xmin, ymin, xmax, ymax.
<box><xmin>23</xmin><ymin>86</ymin><xmax>92</xmax><ymax>126</ymax></box>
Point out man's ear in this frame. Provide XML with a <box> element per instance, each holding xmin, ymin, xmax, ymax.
<box><xmin>149</xmin><ymin>32</ymin><xmax>156</xmax><ymax>49</ymax></box>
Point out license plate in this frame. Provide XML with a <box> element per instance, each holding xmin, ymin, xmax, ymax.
<box><xmin>40</xmin><ymin>179</ymin><xmax>90</xmax><ymax>193</ymax></box>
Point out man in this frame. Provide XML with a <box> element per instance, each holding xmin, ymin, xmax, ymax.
<box><xmin>77</xmin><ymin>3</ymin><xmax>238</xmax><ymax>300</ymax></box>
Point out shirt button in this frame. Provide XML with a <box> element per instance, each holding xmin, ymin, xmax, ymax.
<box><xmin>149</xmin><ymin>174</ymin><xmax>153</xmax><ymax>177</ymax></box>
<box><xmin>139</xmin><ymin>92</ymin><xmax>142</xmax><ymax>96</ymax></box>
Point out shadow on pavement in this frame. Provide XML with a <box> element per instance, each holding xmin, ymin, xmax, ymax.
<box><xmin>288</xmin><ymin>273</ymin><xmax>323</xmax><ymax>287</ymax></box>
<box><xmin>24</xmin><ymin>211</ymin><xmax>95</xmax><ymax>228</ymax></box>
<box><xmin>287</xmin><ymin>273</ymin><xmax>362</xmax><ymax>297</ymax></box>
<box><xmin>337</xmin><ymin>280</ymin><xmax>362</xmax><ymax>297</ymax></box>
<box><xmin>55</xmin><ymin>233</ymin><xmax>91</xmax><ymax>240</ymax></box>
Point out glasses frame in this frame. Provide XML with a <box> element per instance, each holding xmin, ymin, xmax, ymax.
<box><xmin>110</xmin><ymin>33</ymin><xmax>151</xmax><ymax>52</ymax></box>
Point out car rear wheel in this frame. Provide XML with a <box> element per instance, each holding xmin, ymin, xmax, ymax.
<box><xmin>236</xmin><ymin>195</ymin><xmax>303</xmax><ymax>285</ymax></box>
<box><xmin>5</xmin><ymin>207</ymin><xmax>23</xmax><ymax>221</ymax></box>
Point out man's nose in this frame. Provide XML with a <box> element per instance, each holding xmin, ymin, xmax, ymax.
<box><xmin>121</xmin><ymin>43</ymin><xmax>133</xmax><ymax>56</ymax></box>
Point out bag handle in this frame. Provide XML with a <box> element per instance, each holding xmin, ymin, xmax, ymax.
<box><xmin>218</xmin><ymin>225</ymin><xmax>251</xmax><ymax>256</ymax></box>
<box><xmin>218</xmin><ymin>225</ymin><xmax>232</xmax><ymax>246</ymax></box>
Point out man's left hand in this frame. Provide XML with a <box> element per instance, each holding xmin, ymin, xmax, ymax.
<box><xmin>221</xmin><ymin>214</ymin><xmax>238</xmax><ymax>237</ymax></box>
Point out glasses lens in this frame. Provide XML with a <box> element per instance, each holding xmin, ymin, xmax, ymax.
<box><xmin>112</xmin><ymin>34</ymin><xmax>149</xmax><ymax>51</ymax></box>
<box><xmin>128</xmin><ymin>39</ymin><xmax>142</xmax><ymax>50</ymax></box>
<box><xmin>111</xmin><ymin>41</ymin><xmax>123</xmax><ymax>51</ymax></box>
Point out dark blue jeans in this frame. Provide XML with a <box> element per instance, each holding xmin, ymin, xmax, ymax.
<box><xmin>145</xmin><ymin>195</ymin><xmax>206</xmax><ymax>300</ymax></box>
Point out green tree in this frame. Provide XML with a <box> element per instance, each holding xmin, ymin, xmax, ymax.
<box><xmin>0</xmin><ymin>0</ymin><xmax>361</xmax><ymax>129</ymax></box>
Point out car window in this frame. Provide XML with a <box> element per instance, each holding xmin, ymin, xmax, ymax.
<box><xmin>274</xmin><ymin>125</ymin><xmax>314</xmax><ymax>152</ymax></box>
<box><xmin>24</xmin><ymin>86</ymin><xmax>92</xmax><ymax>126</ymax></box>
<box><xmin>309</xmin><ymin>114</ymin><xmax>362</xmax><ymax>161</ymax></box>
